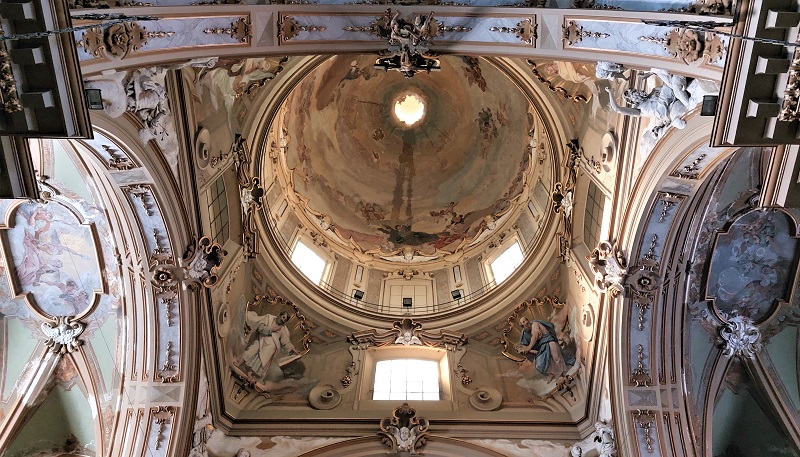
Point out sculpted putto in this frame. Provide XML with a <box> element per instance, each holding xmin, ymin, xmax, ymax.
<box><xmin>606</xmin><ymin>68</ymin><xmax>718</xmax><ymax>153</ymax></box>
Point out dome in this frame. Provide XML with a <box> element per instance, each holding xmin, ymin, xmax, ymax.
<box><xmin>270</xmin><ymin>55</ymin><xmax>550</xmax><ymax>264</ymax></box>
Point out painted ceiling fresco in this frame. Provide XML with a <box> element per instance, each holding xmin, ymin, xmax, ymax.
<box><xmin>280</xmin><ymin>55</ymin><xmax>536</xmax><ymax>255</ymax></box>
<box><xmin>707</xmin><ymin>210</ymin><xmax>798</xmax><ymax>322</ymax></box>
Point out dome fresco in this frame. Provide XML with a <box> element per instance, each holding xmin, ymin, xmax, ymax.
<box><xmin>279</xmin><ymin>55</ymin><xmax>539</xmax><ymax>256</ymax></box>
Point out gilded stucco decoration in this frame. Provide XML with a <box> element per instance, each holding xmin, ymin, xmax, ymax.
<box><xmin>181</xmin><ymin>236</ymin><xmax>226</xmax><ymax>289</ymax></box>
<box><xmin>562</xmin><ymin>21</ymin><xmax>609</xmax><ymax>46</ymax></box>
<box><xmin>231</xmin><ymin>134</ymin><xmax>264</xmax><ymax>260</ymax></box>
<box><xmin>151</xmin><ymin>236</ymin><xmax>226</xmax><ymax>291</ymax></box>
<box><xmin>638</xmin><ymin>28</ymin><xmax>725</xmax><ymax>65</ymax></box>
<box><xmin>378</xmin><ymin>402</ymin><xmax>430</xmax><ymax>455</ymax></box>
<box><xmin>586</xmin><ymin>240</ymin><xmax>627</xmax><ymax>297</ymax></box>
<box><xmin>203</xmin><ymin>17</ymin><xmax>251</xmax><ymax>43</ymax></box>
<box><xmin>278</xmin><ymin>16</ymin><xmax>326</xmax><ymax>42</ymax></box>
<box><xmin>376</xmin><ymin>10</ymin><xmax>441</xmax><ymax>77</ymax></box>
<box><xmin>552</xmin><ymin>140</ymin><xmax>581</xmax><ymax>262</ymax></box>
<box><xmin>77</xmin><ymin>21</ymin><xmax>173</xmax><ymax>60</ymax></box>
<box><xmin>490</xmin><ymin>18</ymin><xmax>537</xmax><ymax>45</ymax></box>
<box><xmin>349</xmin><ymin>318</ymin><xmax>467</xmax><ymax>349</ymax></box>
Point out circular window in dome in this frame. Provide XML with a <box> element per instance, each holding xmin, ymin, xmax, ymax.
<box><xmin>392</xmin><ymin>92</ymin><xmax>426</xmax><ymax>127</ymax></box>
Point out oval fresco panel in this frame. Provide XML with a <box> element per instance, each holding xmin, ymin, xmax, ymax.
<box><xmin>6</xmin><ymin>202</ymin><xmax>103</xmax><ymax>318</ymax></box>
<box><xmin>706</xmin><ymin>210</ymin><xmax>799</xmax><ymax>322</ymax></box>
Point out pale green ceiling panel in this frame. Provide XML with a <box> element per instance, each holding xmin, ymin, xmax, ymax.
<box><xmin>5</xmin><ymin>381</ymin><xmax>97</xmax><ymax>457</ymax></box>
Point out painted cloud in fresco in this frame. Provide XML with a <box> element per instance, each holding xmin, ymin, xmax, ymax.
<box><xmin>498</xmin><ymin>296</ymin><xmax>580</xmax><ymax>396</ymax></box>
<box><xmin>707</xmin><ymin>210</ymin><xmax>798</xmax><ymax>322</ymax></box>
<box><xmin>5</xmin><ymin>202</ymin><xmax>103</xmax><ymax>318</ymax></box>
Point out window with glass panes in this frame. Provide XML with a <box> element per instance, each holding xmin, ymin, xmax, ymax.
<box><xmin>207</xmin><ymin>176</ymin><xmax>229</xmax><ymax>243</ymax></box>
<box><xmin>290</xmin><ymin>240</ymin><xmax>327</xmax><ymax>285</ymax></box>
<box><xmin>583</xmin><ymin>181</ymin><xmax>605</xmax><ymax>250</ymax></box>
<box><xmin>489</xmin><ymin>241</ymin><xmax>524</xmax><ymax>285</ymax></box>
<box><xmin>372</xmin><ymin>359</ymin><xmax>440</xmax><ymax>401</ymax></box>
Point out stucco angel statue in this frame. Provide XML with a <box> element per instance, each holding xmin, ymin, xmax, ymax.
<box><xmin>605</xmin><ymin>69</ymin><xmax>718</xmax><ymax>152</ymax></box>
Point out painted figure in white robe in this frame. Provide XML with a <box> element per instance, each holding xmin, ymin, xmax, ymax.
<box><xmin>241</xmin><ymin>310</ymin><xmax>300</xmax><ymax>380</ymax></box>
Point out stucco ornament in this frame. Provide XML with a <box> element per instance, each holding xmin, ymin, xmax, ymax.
<box><xmin>605</xmin><ymin>69</ymin><xmax>718</xmax><ymax>153</ymax></box>
<box><xmin>394</xmin><ymin>329</ymin><xmax>422</xmax><ymax>346</ymax></box>
<box><xmin>41</xmin><ymin>316</ymin><xmax>85</xmax><ymax>354</ymax></box>
<box><xmin>594</xmin><ymin>421</ymin><xmax>617</xmax><ymax>457</ymax></box>
<box><xmin>595</xmin><ymin>61</ymin><xmax>628</xmax><ymax>80</ymax></box>
<box><xmin>308</xmin><ymin>384</ymin><xmax>342</xmax><ymax>410</ymax></box>
<box><xmin>126</xmin><ymin>67</ymin><xmax>171</xmax><ymax>144</ymax></box>
<box><xmin>181</xmin><ymin>236</ymin><xmax>227</xmax><ymax>289</ymax></box>
<box><xmin>375</xmin><ymin>9</ymin><xmax>440</xmax><ymax>78</ymax></box>
<box><xmin>720</xmin><ymin>314</ymin><xmax>762</xmax><ymax>359</ymax></box>
<box><xmin>587</xmin><ymin>241</ymin><xmax>627</xmax><ymax>297</ymax></box>
<box><xmin>378</xmin><ymin>403</ymin><xmax>430</xmax><ymax>455</ymax></box>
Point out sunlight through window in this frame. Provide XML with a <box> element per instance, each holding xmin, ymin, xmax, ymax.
<box><xmin>373</xmin><ymin>359</ymin><xmax>440</xmax><ymax>401</ymax></box>
<box><xmin>490</xmin><ymin>242</ymin><xmax>524</xmax><ymax>285</ymax></box>
<box><xmin>394</xmin><ymin>94</ymin><xmax>426</xmax><ymax>126</ymax></box>
<box><xmin>291</xmin><ymin>241</ymin><xmax>326</xmax><ymax>285</ymax></box>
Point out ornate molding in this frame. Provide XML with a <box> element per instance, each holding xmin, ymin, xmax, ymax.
<box><xmin>633</xmin><ymin>410</ymin><xmax>655</xmax><ymax>454</ymax></box>
<box><xmin>626</xmin><ymin>235</ymin><xmax>662</xmax><ymax>331</ymax></box>
<box><xmin>348</xmin><ymin>318</ymin><xmax>467</xmax><ymax>350</ymax></box>
<box><xmin>562</xmin><ymin>21</ymin><xmax>609</xmax><ymax>46</ymax></box>
<box><xmin>278</xmin><ymin>15</ymin><xmax>326</xmax><ymax>42</ymax></box>
<box><xmin>490</xmin><ymin>18</ymin><xmax>537</xmax><ymax>45</ymax></box>
<box><xmin>77</xmin><ymin>21</ymin><xmax>173</xmax><ymax>60</ymax></box>
<box><xmin>151</xmin><ymin>236</ymin><xmax>226</xmax><ymax>291</ymax></box>
<box><xmin>638</xmin><ymin>28</ymin><xmax>724</xmax><ymax>65</ymax></box>
<box><xmin>41</xmin><ymin>316</ymin><xmax>84</xmax><ymax>354</ymax></box>
<box><xmin>551</xmin><ymin>140</ymin><xmax>581</xmax><ymax>262</ymax></box>
<box><xmin>203</xmin><ymin>17</ymin><xmax>250</xmax><ymax>43</ymax></box>
<box><xmin>630</xmin><ymin>344</ymin><xmax>651</xmax><ymax>387</ymax></box>
<box><xmin>180</xmin><ymin>236</ymin><xmax>226</xmax><ymax>289</ymax></box>
<box><xmin>587</xmin><ymin>241</ymin><xmax>627</xmax><ymax>297</ymax></box>
<box><xmin>378</xmin><ymin>403</ymin><xmax>430</xmax><ymax>455</ymax></box>
<box><xmin>151</xmin><ymin>406</ymin><xmax>176</xmax><ymax>450</ymax></box>
<box><xmin>345</xmin><ymin>9</ymin><xmax>441</xmax><ymax>78</ymax></box>
<box><xmin>720</xmin><ymin>314</ymin><xmax>762</xmax><ymax>359</ymax></box>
